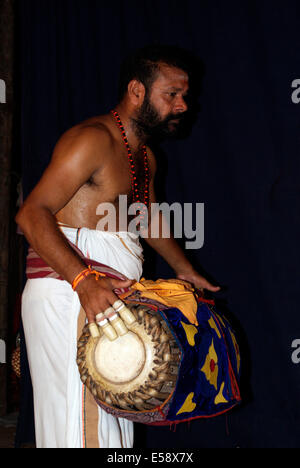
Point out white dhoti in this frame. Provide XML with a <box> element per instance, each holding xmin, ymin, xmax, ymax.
<box><xmin>22</xmin><ymin>227</ymin><xmax>143</xmax><ymax>448</ymax></box>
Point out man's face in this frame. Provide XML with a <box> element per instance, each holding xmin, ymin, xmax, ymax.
<box><xmin>134</xmin><ymin>64</ymin><xmax>189</xmax><ymax>139</ymax></box>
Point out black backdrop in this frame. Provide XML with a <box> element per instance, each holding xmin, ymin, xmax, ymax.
<box><xmin>17</xmin><ymin>0</ymin><xmax>300</xmax><ymax>448</ymax></box>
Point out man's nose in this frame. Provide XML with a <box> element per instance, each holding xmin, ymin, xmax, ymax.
<box><xmin>174</xmin><ymin>96</ymin><xmax>188</xmax><ymax>113</ymax></box>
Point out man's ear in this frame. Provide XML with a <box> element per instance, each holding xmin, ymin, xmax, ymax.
<box><xmin>127</xmin><ymin>79</ymin><xmax>145</xmax><ymax>106</ymax></box>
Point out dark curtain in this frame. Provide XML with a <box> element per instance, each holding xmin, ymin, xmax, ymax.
<box><xmin>17</xmin><ymin>0</ymin><xmax>300</xmax><ymax>448</ymax></box>
<box><xmin>0</xmin><ymin>0</ymin><xmax>17</xmax><ymax>417</ymax></box>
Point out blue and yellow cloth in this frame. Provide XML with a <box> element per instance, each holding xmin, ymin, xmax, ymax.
<box><xmin>156</xmin><ymin>299</ymin><xmax>241</xmax><ymax>423</ymax></box>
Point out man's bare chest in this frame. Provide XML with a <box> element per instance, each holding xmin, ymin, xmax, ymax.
<box><xmin>56</xmin><ymin>147</ymin><xmax>150</xmax><ymax>228</ymax></box>
<box><xmin>91</xmin><ymin>148</ymin><xmax>149</xmax><ymax>201</ymax></box>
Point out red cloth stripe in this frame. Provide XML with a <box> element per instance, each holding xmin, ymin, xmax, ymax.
<box><xmin>26</xmin><ymin>242</ymin><xmax>128</xmax><ymax>284</ymax></box>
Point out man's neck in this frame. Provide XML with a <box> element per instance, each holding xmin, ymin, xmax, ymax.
<box><xmin>113</xmin><ymin>104</ymin><xmax>148</xmax><ymax>152</ymax></box>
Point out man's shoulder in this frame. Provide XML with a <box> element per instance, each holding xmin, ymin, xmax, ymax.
<box><xmin>59</xmin><ymin>115</ymin><xmax>114</xmax><ymax>149</ymax></box>
<box><xmin>50</xmin><ymin>115</ymin><xmax>116</xmax><ymax>167</ymax></box>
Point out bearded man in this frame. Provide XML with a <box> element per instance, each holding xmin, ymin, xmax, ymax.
<box><xmin>16</xmin><ymin>45</ymin><xmax>220</xmax><ymax>449</ymax></box>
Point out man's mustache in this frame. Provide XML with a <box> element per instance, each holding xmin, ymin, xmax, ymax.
<box><xmin>165</xmin><ymin>112</ymin><xmax>187</xmax><ymax>123</ymax></box>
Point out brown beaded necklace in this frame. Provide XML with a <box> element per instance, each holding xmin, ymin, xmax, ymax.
<box><xmin>111</xmin><ymin>110</ymin><xmax>149</xmax><ymax>220</ymax></box>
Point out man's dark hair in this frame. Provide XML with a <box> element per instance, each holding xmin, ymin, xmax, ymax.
<box><xmin>118</xmin><ymin>44</ymin><xmax>194</xmax><ymax>101</ymax></box>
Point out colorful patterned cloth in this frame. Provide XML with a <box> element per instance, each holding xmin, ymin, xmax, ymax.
<box><xmin>156</xmin><ymin>300</ymin><xmax>241</xmax><ymax>424</ymax></box>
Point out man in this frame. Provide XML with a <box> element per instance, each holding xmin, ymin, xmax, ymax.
<box><xmin>16</xmin><ymin>45</ymin><xmax>220</xmax><ymax>448</ymax></box>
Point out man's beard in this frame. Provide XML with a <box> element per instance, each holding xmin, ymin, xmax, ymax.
<box><xmin>131</xmin><ymin>94</ymin><xmax>186</xmax><ymax>140</ymax></box>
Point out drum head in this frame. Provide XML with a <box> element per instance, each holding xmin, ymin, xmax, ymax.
<box><xmin>77</xmin><ymin>304</ymin><xmax>180</xmax><ymax>412</ymax></box>
<box><xmin>94</xmin><ymin>331</ymin><xmax>146</xmax><ymax>384</ymax></box>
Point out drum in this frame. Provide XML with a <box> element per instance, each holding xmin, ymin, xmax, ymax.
<box><xmin>77</xmin><ymin>298</ymin><xmax>241</xmax><ymax>425</ymax></box>
<box><xmin>77</xmin><ymin>303</ymin><xmax>181</xmax><ymax>417</ymax></box>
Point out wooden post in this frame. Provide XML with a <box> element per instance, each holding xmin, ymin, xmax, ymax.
<box><xmin>0</xmin><ymin>0</ymin><xmax>15</xmax><ymax>416</ymax></box>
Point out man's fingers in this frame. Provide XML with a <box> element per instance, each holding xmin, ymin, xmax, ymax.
<box><xmin>207</xmin><ymin>285</ymin><xmax>221</xmax><ymax>292</ymax></box>
<box><xmin>109</xmin><ymin>278</ymin><xmax>135</xmax><ymax>289</ymax></box>
<box><xmin>201</xmin><ymin>280</ymin><xmax>221</xmax><ymax>292</ymax></box>
<box><xmin>80</xmin><ymin>277</ymin><xmax>136</xmax><ymax>324</ymax></box>
<box><xmin>177</xmin><ymin>272</ymin><xmax>220</xmax><ymax>292</ymax></box>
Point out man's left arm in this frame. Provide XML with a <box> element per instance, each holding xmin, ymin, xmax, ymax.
<box><xmin>142</xmin><ymin>148</ymin><xmax>220</xmax><ymax>293</ymax></box>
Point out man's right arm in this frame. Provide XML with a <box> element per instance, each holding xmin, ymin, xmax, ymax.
<box><xmin>16</xmin><ymin>127</ymin><xmax>133</xmax><ymax>322</ymax></box>
<box><xmin>16</xmin><ymin>127</ymin><xmax>103</xmax><ymax>283</ymax></box>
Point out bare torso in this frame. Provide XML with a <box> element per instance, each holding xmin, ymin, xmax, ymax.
<box><xmin>55</xmin><ymin>113</ymin><xmax>152</xmax><ymax>230</ymax></box>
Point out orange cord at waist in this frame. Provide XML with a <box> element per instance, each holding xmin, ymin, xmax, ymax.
<box><xmin>72</xmin><ymin>265</ymin><xmax>106</xmax><ymax>291</ymax></box>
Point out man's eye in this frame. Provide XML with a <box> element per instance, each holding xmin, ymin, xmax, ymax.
<box><xmin>168</xmin><ymin>92</ymin><xmax>177</xmax><ymax>98</ymax></box>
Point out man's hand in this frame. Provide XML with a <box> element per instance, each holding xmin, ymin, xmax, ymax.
<box><xmin>177</xmin><ymin>269</ymin><xmax>221</xmax><ymax>293</ymax></box>
<box><xmin>75</xmin><ymin>275</ymin><xmax>134</xmax><ymax>323</ymax></box>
